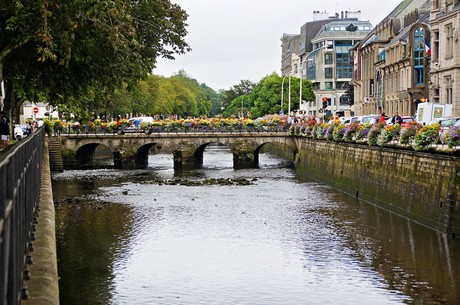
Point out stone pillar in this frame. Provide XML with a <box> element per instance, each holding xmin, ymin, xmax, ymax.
<box><xmin>172</xmin><ymin>145</ymin><xmax>199</xmax><ymax>170</ymax></box>
<box><xmin>113</xmin><ymin>152</ymin><xmax>122</xmax><ymax>169</ymax></box>
<box><xmin>230</xmin><ymin>140</ymin><xmax>257</xmax><ymax>169</ymax></box>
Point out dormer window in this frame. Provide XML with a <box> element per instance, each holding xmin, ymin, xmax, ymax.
<box><xmin>346</xmin><ymin>23</ymin><xmax>358</xmax><ymax>32</ymax></box>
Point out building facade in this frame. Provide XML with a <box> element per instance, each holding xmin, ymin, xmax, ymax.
<box><xmin>429</xmin><ymin>0</ymin><xmax>460</xmax><ymax>116</ymax></box>
<box><xmin>280</xmin><ymin>34</ymin><xmax>301</xmax><ymax>77</ymax></box>
<box><xmin>280</xmin><ymin>11</ymin><xmax>370</xmax><ymax>116</ymax></box>
<box><xmin>352</xmin><ymin>0</ymin><xmax>432</xmax><ymax>117</ymax></box>
<box><xmin>305</xmin><ymin>20</ymin><xmax>372</xmax><ymax>116</ymax></box>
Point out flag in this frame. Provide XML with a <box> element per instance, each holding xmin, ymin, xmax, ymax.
<box><xmin>425</xmin><ymin>38</ymin><xmax>431</xmax><ymax>56</ymax></box>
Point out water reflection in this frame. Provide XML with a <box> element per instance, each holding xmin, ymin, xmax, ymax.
<box><xmin>53</xmin><ymin>146</ymin><xmax>460</xmax><ymax>305</ymax></box>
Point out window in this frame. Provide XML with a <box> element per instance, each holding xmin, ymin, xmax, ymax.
<box><xmin>433</xmin><ymin>31</ymin><xmax>439</xmax><ymax>61</ymax></box>
<box><xmin>325</xmin><ymin>82</ymin><xmax>333</xmax><ymax>90</ymax></box>
<box><xmin>325</xmin><ymin>68</ymin><xmax>333</xmax><ymax>79</ymax></box>
<box><xmin>307</xmin><ymin>56</ymin><xmax>316</xmax><ymax>80</ymax></box>
<box><xmin>446</xmin><ymin>24</ymin><xmax>453</xmax><ymax>58</ymax></box>
<box><xmin>445</xmin><ymin>76</ymin><xmax>453</xmax><ymax>104</ymax></box>
<box><xmin>324</xmin><ymin>53</ymin><xmax>333</xmax><ymax>65</ymax></box>
<box><xmin>336</xmin><ymin>53</ymin><xmax>352</xmax><ymax>78</ymax></box>
<box><xmin>413</xmin><ymin>27</ymin><xmax>425</xmax><ymax>85</ymax></box>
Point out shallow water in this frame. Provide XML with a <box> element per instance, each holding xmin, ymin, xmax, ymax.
<box><xmin>53</xmin><ymin>146</ymin><xmax>460</xmax><ymax>305</ymax></box>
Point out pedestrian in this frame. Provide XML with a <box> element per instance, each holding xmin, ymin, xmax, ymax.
<box><xmin>378</xmin><ymin>112</ymin><xmax>386</xmax><ymax>124</ymax></box>
<box><xmin>0</xmin><ymin>111</ymin><xmax>10</xmax><ymax>149</ymax></box>
<box><xmin>391</xmin><ymin>111</ymin><xmax>403</xmax><ymax>124</ymax></box>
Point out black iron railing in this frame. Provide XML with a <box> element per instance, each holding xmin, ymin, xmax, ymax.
<box><xmin>0</xmin><ymin>128</ymin><xmax>44</xmax><ymax>305</ymax></box>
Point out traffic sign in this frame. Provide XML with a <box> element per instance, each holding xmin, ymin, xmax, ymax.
<box><xmin>33</xmin><ymin>107</ymin><xmax>39</xmax><ymax>114</ymax></box>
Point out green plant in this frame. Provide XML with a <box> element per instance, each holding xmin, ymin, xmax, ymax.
<box><xmin>442</xmin><ymin>126</ymin><xmax>460</xmax><ymax>149</ymax></box>
<box><xmin>377</xmin><ymin>124</ymin><xmax>401</xmax><ymax>146</ymax></box>
<box><xmin>332</xmin><ymin>123</ymin><xmax>346</xmax><ymax>142</ymax></box>
<box><xmin>412</xmin><ymin>123</ymin><xmax>440</xmax><ymax>151</ymax></box>
<box><xmin>368</xmin><ymin>123</ymin><xmax>384</xmax><ymax>146</ymax></box>
<box><xmin>399</xmin><ymin>122</ymin><xmax>420</xmax><ymax>144</ymax></box>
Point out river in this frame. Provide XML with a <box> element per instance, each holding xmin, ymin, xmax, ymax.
<box><xmin>52</xmin><ymin>145</ymin><xmax>460</xmax><ymax>305</ymax></box>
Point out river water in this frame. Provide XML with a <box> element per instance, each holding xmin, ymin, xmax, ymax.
<box><xmin>52</xmin><ymin>145</ymin><xmax>460</xmax><ymax>305</ymax></box>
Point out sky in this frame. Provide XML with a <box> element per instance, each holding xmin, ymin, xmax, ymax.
<box><xmin>153</xmin><ymin>0</ymin><xmax>403</xmax><ymax>91</ymax></box>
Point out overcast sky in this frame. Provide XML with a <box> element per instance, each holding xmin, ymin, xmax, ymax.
<box><xmin>153</xmin><ymin>0</ymin><xmax>403</xmax><ymax>91</ymax></box>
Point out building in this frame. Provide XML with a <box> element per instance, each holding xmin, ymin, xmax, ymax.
<box><xmin>351</xmin><ymin>0</ymin><xmax>431</xmax><ymax>117</ymax></box>
<box><xmin>280</xmin><ymin>11</ymin><xmax>370</xmax><ymax>116</ymax></box>
<box><xmin>429</xmin><ymin>0</ymin><xmax>460</xmax><ymax>116</ymax></box>
<box><xmin>280</xmin><ymin>34</ymin><xmax>301</xmax><ymax>77</ymax></box>
<box><xmin>20</xmin><ymin>102</ymin><xmax>59</xmax><ymax>122</ymax></box>
<box><xmin>305</xmin><ymin>19</ymin><xmax>372</xmax><ymax>116</ymax></box>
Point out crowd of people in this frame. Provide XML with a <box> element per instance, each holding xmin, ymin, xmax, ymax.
<box><xmin>0</xmin><ymin>111</ymin><xmax>44</xmax><ymax>150</ymax></box>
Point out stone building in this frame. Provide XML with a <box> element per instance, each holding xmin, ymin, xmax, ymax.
<box><xmin>351</xmin><ymin>0</ymin><xmax>431</xmax><ymax>116</ymax></box>
<box><xmin>305</xmin><ymin>20</ymin><xmax>372</xmax><ymax>116</ymax></box>
<box><xmin>280</xmin><ymin>34</ymin><xmax>301</xmax><ymax>77</ymax></box>
<box><xmin>429</xmin><ymin>0</ymin><xmax>460</xmax><ymax>116</ymax></box>
<box><xmin>280</xmin><ymin>11</ymin><xmax>368</xmax><ymax>116</ymax></box>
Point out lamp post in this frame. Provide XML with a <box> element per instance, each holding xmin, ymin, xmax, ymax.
<box><xmin>299</xmin><ymin>62</ymin><xmax>303</xmax><ymax>113</ymax></box>
<box><xmin>281</xmin><ymin>71</ymin><xmax>292</xmax><ymax>115</ymax></box>
<box><xmin>288</xmin><ymin>73</ymin><xmax>292</xmax><ymax>116</ymax></box>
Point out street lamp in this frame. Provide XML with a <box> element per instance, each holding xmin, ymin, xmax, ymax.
<box><xmin>281</xmin><ymin>71</ymin><xmax>292</xmax><ymax>115</ymax></box>
<box><xmin>299</xmin><ymin>62</ymin><xmax>303</xmax><ymax>112</ymax></box>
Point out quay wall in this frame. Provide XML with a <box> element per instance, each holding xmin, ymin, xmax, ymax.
<box><xmin>268</xmin><ymin>139</ymin><xmax>460</xmax><ymax>238</ymax></box>
<box><xmin>22</xmin><ymin>139</ymin><xmax>60</xmax><ymax>305</ymax></box>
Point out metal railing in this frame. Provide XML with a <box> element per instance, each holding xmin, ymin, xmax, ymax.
<box><xmin>0</xmin><ymin>128</ymin><xmax>44</xmax><ymax>305</ymax></box>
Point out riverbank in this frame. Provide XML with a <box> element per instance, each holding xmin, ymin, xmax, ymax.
<box><xmin>22</xmin><ymin>139</ymin><xmax>59</xmax><ymax>305</ymax></box>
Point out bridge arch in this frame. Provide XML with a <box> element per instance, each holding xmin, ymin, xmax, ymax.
<box><xmin>75</xmin><ymin>143</ymin><xmax>114</xmax><ymax>169</ymax></box>
<box><xmin>59</xmin><ymin>133</ymin><xmax>297</xmax><ymax>170</ymax></box>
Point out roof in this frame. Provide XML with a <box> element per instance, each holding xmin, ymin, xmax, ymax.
<box><xmin>313</xmin><ymin>20</ymin><xmax>373</xmax><ymax>39</ymax></box>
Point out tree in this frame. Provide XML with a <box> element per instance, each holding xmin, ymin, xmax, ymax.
<box><xmin>249</xmin><ymin>72</ymin><xmax>315</xmax><ymax>118</ymax></box>
<box><xmin>221</xmin><ymin>80</ymin><xmax>255</xmax><ymax>110</ymax></box>
<box><xmin>0</xmin><ymin>0</ymin><xmax>191</xmax><ymax>120</ymax></box>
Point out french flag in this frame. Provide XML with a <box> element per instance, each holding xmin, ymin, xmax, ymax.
<box><xmin>425</xmin><ymin>38</ymin><xmax>431</xmax><ymax>56</ymax></box>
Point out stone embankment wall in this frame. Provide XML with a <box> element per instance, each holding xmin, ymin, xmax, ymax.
<box><xmin>268</xmin><ymin>139</ymin><xmax>460</xmax><ymax>238</ymax></box>
<box><xmin>22</xmin><ymin>140</ymin><xmax>60</xmax><ymax>305</ymax></box>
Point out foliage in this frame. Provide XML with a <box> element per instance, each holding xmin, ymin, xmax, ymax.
<box><xmin>355</xmin><ymin>123</ymin><xmax>372</xmax><ymax>141</ymax></box>
<box><xmin>377</xmin><ymin>124</ymin><xmax>401</xmax><ymax>147</ymax></box>
<box><xmin>332</xmin><ymin>123</ymin><xmax>346</xmax><ymax>142</ymax></box>
<box><xmin>343</xmin><ymin>122</ymin><xmax>359</xmax><ymax>141</ymax></box>
<box><xmin>368</xmin><ymin>123</ymin><xmax>384</xmax><ymax>146</ymax></box>
<box><xmin>1</xmin><ymin>0</ymin><xmax>191</xmax><ymax>119</ymax></box>
<box><xmin>399</xmin><ymin>122</ymin><xmax>420</xmax><ymax>144</ymax></box>
<box><xmin>412</xmin><ymin>123</ymin><xmax>440</xmax><ymax>151</ymax></box>
<box><xmin>443</xmin><ymin>126</ymin><xmax>460</xmax><ymax>149</ymax></box>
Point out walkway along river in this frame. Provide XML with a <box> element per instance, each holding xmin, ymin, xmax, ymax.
<box><xmin>52</xmin><ymin>145</ymin><xmax>460</xmax><ymax>305</ymax></box>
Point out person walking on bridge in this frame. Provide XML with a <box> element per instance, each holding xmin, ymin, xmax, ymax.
<box><xmin>0</xmin><ymin>111</ymin><xmax>10</xmax><ymax>149</ymax></box>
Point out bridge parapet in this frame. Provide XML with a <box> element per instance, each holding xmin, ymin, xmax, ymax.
<box><xmin>57</xmin><ymin>132</ymin><xmax>296</xmax><ymax>170</ymax></box>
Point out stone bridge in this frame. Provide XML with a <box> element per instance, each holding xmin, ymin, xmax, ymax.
<box><xmin>57</xmin><ymin>132</ymin><xmax>297</xmax><ymax>169</ymax></box>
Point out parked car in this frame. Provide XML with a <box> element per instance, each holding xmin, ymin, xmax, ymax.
<box><xmin>357</xmin><ymin>115</ymin><xmax>380</xmax><ymax>125</ymax></box>
<box><xmin>117</xmin><ymin>117</ymin><xmax>155</xmax><ymax>134</ymax></box>
<box><xmin>340</xmin><ymin>116</ymin><xmax>358</xmax><ymax>125</ymax></box>
<box><xmin>434</xmin><ymin>117</ymin><xmax>460</xmax><ymax>143</ymax></box>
